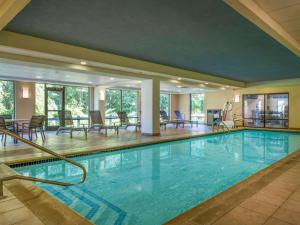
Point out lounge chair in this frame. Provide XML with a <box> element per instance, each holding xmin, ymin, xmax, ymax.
<box><xmin>160</xmin><ymin>110</ymin><xmax>183</xmax><ymax>129</ymax></box>
<box><xmin>56</xmin><ymin>111</ymin><xmax>87</xmax><ymax>139</ymax></box>
<box><xmin>117</xmin><ymin>111</ymin><xmax>141</xmax><ymax>132</ymax></box>
<box><xmin>21</xmin><ymin>115</ymin><xmax>46</xmax><ymax>141</ymax></box>
<box><xmin>89</xmin><ymin>110</ymin><xmax>119</xmax><ymax>135</ymax></box>
<box><xmin>174</xmin><ymin>110</ymin><xmax>199</xmax><ymax>128</ymax></box>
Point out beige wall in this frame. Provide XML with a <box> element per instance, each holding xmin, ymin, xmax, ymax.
<box><xmin>170</xmin><ymin>94</ymin><xmax>179</xmax><ymax>120</ymax></box>
<box><xmin>205</xmin><ymin>84</ymin><xmax>300</xmax><ymax>129</ymax></box>
<box><xmin>178</xmin><ymin>94</ymin><xmax>190</xmax><ymax>120</ymax></box>
<box><xmin>15</xmin><ymin>81</ymin><xmax>35</xmax><ymax>119</ymax></box>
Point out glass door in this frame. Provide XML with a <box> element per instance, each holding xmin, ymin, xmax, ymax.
<box><xmin>265</xmin><ymin>93</ymin><xmax>288</xmax><ymax>128</ymax></box>
<box><xmin>243</xmin><ymin>93</ymin><xmax>289</xmax><ymax>128</ymax></box>
<box><xmin>243</xmin><ymin>94</ymin><xmax>265</xmax><ymax>127</ymax></box>
<box><xmin>45</xmin><ymin>87</ymin><xmax>64</xmax><ymax>130</ymax></box>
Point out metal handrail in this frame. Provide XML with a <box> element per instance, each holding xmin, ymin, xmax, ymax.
<box><xmin>0</xmin><ymin>128</ymin><xmax>87</xmax><ymax>197</ymax></box>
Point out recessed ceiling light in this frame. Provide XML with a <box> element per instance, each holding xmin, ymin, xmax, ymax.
<box><xmin>220</xmin><ymin>87</ymin><xmax>226</xmax><ymax>90</ymax></box>
<box><xmin>200</xmin><ymin>84</ymin><xmax>205</xmax><ymax>87</ymax></box>
<box><xmin>80</xmin><ymin>61</ymin><xmax>87</xmax><ymax>65</ymax></box>
<box><xmin>36</xmin><ymin>76</ymin><xmax>42</xmax><ymax>79</ymax></box>
<box><xmin>225</xmin><ymin>85</ymin><xmax>230</xmax><ymax>88</ymax></box>
<box><xmin>170</xmin><ymin>80</ymin><xmax>179</xmax><ymax>84</ymax></box>
<box><xmin>110</xmin><ymin>77</ymin><xmax>115</xmax><ymax>80</ymax></box>
<box><xmin>177</xmin><ymin>77</ymin><xmax>182</xmax><ymax>81</ymax></box>
<box><xmin>136</xmin><ymin>81</ymin><xmax>142</xmax><ymax>83</ymax></box>
<box><xmin>177</xmin><ymin>85</ymin><xmax>182</xmax><ymax>88</ymax></box>
<box><xmin>205</xmin><ymin>82</ymin><xmax>209</xmax><ymax>85</ymax></box>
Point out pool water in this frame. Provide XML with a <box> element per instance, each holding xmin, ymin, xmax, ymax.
<box><xmin>15</xmin><ymin>130</ymin><xmax>300</xmax><ymax>225</ymax></box>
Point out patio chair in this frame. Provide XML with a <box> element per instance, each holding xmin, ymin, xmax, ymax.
<box><xmin>117</xmin><ymin>111</ymin><xmax>141</xmax><ymax>132</ymax></box>
<box><xmin>174</xmin><ymin>110</ymin><xmax>199</xmax><ymax>128</ymax></box>
<box><xmin>0</xmin><ymin>116</ymin><xmax>16</xmax><ymax>146</ymax></box>
<box><xmin>56</xmin><ymin>111</ymin><xmax>87</xmax><ymax>139</ymax></box>
<box><xmin>89</xmin><ymin>110</ymin><xmax>119</xmax><ymax>135</ymax></box>
<box><xmin>21</xmin><ymin>115</ymin><xmax>46</xmax><ymax>142</ymax></box>
<box><xmin>160</xmin><ymin>110</ymin><xmax>181</xmax><ymax>129</ymax></box>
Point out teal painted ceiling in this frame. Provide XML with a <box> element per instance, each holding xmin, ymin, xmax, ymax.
<box><xmin>5</xmin><ymin>0</ymin><xmax>300</xmax><ymax>82</ymax></box>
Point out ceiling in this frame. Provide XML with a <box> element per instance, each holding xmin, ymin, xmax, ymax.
<box><xmin>255</xmin><ymin>0</ymin><xmax>300</xmax><ymax>43</ymax></box>
<box><xmin>0</xmin><ymin>60</ymin><xmax>217</xmax><ymax>93</ymax></box>
<box><xmin>4</xmin><ymin>0</ymin><xmax>300</xmax><ymax>83</ymax></box>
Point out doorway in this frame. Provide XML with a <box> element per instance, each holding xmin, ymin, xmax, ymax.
<box><xmin>45</xmin><ymin>86</ymin><xmax>65</xmax><ymax>130</ymax></box>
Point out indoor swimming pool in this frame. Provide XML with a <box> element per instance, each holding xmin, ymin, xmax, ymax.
<box><xmin>15</xmin><ymin>130</ymin><xmax>300</xmax><ymax>225</ymax></box>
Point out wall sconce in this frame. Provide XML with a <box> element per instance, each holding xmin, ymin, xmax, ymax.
<box><xmin>22</xmin><ymin>87</ymin><xmax>29</xmax><ymax>98</ymax></box>
<box><xmin>234</xmin><ymin>94</ymin><xmax>240</xmax><ymax>103</ymax></box>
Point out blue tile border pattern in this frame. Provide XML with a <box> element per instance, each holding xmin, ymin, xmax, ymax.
<box><xmin>43</xmin><ymin>185</ymin><xmax>126</xmax><ymax>225</ymax></box>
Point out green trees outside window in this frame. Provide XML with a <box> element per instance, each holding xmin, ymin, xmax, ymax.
<box><xmin>35</xmin><ymin>83</ymin><xmax>45</xmax><ymax>115</ymax></box>
<box><xmin>35</xmin><ymin>83</ymin><xmax>89</xmax><ymax>126</ymax></box>
<box><xmin>105</xmin><ymin>89</ymin><xmax>138</xmax><ymax>124</ymax></box>
<box><xmin>65</xmin><ymin>86</ymin><xmax>89</xmax><ymax>120</ymax></box>
<box><xmin>160</xmin><ymin>93</ymin><xmax>170</xmax><ymax>115</ymax></box>
<box><xmin>0</xmin><ymin>80</ymin><xmax>14</xmax><ymax>117</ymax></box>
<box><xmin>191</xmin><ymin>94</ymin><xmax>204</xmax><ymax>121</ymax></box>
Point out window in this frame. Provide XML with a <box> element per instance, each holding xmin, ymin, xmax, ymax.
<box><xmin>243</xmin><ymin>94</ymin><xmax>265</xmax><ymax>128</ymax></box>
<box><xmin>0</xmin><ymin>80</ymin><xmax>14</xmax><ymax>117</ymax></box>
<box><xmin>35</xmin><ymin>83</ymin><xmax>45</xmax><ymax>115</ymax></box>
<box><xmin>35</xmin><ymin>83</ymin><xmax>89</xmax><ymax>128</ymax></box>
<box><xmin>105</xmin><ymin>89</ymin><xmax>122</xmax><ymax>118</ymax></box>
<box><xmin>265</xmin><ymin>94</ymin><xmax>288</xmax><ymax>128</ymax></box>
<box><xmin>105</xmin><ymin>89</ymin><xmax>138</xmax><ymax>124</ymax></box>
<box><xmin>190</xmin><ymin>94</ymin><xmax>204</xmax><ymax>121</ymax></box>
<box><xmin>160</xmin><ymin>93</ymin><xmax>170</xmax><ymax>115</ymax></box>
<box><xmin>243</xmin><ymin>93</ymin><xmax>288</xmax><ymax>128</ymax></box>
<box><xmin>65</xmin><ymin>86</ymin><xmax>89</xmax><ymax>125</ymax></box>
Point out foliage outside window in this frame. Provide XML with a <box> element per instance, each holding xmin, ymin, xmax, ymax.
<box><xmin>35</xmin><ymin>83</ymin><xmax>45</xmax><ymax>115</ymax></box>
<box><xmin>65</xmin><ymin>86</ymin><xmax>89</xmax><ymax>125</ymax></box>
<box><xmin>160</xmin><ymin>93</ymin><xmax>170</xmax><ymax>115</ymax></box>
<box><xmin>105</xmin><ymin>89</ymin><xmax>138</xmax><ymax>124</ymax></box>
<box><xmin>0</xmin><ymin>80</ymin><xmax>14</xmax><ymax>117</ymax></box>
<box><xmin>191</xmin><ymin>94</ymin><xmax>204</xmax><ymax>121</ymax></box>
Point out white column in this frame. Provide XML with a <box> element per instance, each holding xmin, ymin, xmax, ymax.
<box><xmin>94</xmin><ymin>86</ymin><xmax>106</xmax><ymax>120</ymax></box>
<box><xmin>141</xmin><ymin>79</ymin><xmax>160</xmax><ymax>136</ymax></box>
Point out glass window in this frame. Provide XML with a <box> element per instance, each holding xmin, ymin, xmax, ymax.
<box><xmin>105</xmin><ymin>89</ymin><xmax>121</xmax><ymax>118</ymax></box>
<box><xmin>35</xmin><ymin>83</ymin><xmax>45</xmax><ymax>115</ymax></box>
<box><xmin>160</xmin><ymin>93</ymin><xmax>170</xmax><ymax>115</ymax></box>
<box><xmin>243</xmin><ymin>93</ymin><xmax>289</xmax><ymax>128</ymax></box>
<box><xmin>0</xmin><ymin>80</ymin><xmax>14</xmax><ymax>117</ymax></box>
<box><xmin>243</xmin><ymin>94</ymin><xmax>265</xmax><ymax>127</ymax></box>
<box><xmin>122</xmin><ymin>89</ymin><xmax>138</xmax><ymax>120</ymax></box>
<box><xmin>265</xmin><ymin>94</ymin><xmax>288</xmax><ymax>128</ymax></box>
<box><xmin>105</xmin><ymin>89</ymin><xmax>138</xmax><ymax>124</ymax></box>
<box><xmin>65</xmin><ymin>86</ymin><xmax>89</xmax><ymax>125</ymax></box>
<box><xmin>190</xmin><ymin>94</ymin><xmax>204</xmax><ymax>121</ymax></box>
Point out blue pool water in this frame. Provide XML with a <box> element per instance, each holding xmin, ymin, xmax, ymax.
<box><xmin>15</xmin><ymin>130</ymin><xmax>300</xmax><ymax>225</ymax></box>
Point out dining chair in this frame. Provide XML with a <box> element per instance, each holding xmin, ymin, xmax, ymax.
<box><xmin>0</xmin><ymin>116</ymin><xmax>15</xmax><ymax>146</ymax></box>
<box><xmin>21</xmin><ymin>115</ymin><xmax>46</xmax><ymax>141</ymax></box>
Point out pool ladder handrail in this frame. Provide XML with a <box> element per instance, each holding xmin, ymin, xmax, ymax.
<box><xmin>0</xmin><ymin>128</ymin><xmax>87</xmax><ymax>197</ymax></box>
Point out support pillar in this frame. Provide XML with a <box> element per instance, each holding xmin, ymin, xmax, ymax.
<box><xmin>141</xmin><ymin>79</ymin><xmax>160</xmax><ymax>136</ymax></box>
<box><xmin>94</xmin><ymin>86</ymin><xmax>106</xmax><ymax>120</ymax></box>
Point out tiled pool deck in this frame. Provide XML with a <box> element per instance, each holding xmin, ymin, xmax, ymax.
<box><xmin>0</xmin><ymin>126</ymin><xmax>300</xmax><ymax>225</ymax></box>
